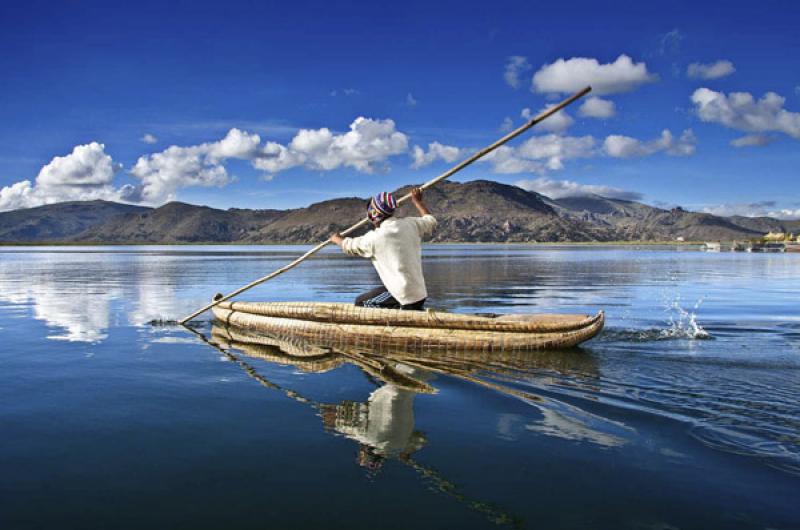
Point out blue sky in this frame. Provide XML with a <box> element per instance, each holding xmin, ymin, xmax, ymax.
<box><xmin>1</xmin><ymin>0</ymin><xmax>798</xmax><ymax>217</ymax></box>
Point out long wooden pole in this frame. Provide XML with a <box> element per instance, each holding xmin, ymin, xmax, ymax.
<box><xmin>179</xmin><ymin>86</ymin><xmax>591</xmax><ymax>324</ymax></box>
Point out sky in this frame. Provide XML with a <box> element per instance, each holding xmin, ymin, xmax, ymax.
<box><xmin>0</xmin><ymin>0</ymin><xmax>799</xmax><ymax>218</ymax></box>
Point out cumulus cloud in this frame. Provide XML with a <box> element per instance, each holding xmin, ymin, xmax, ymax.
<box><xmin>410</xmin><ymin>142</ymin><xmax>465</xmax><ymax>169</ymax></box>
<box><xmin>687</xmin><ymin>60</ymin><xmax>735</xmax><ymax>80</ymax></box>
<box><xmin>484</xmin><ymin>134</ymin><xmax>597</xmax><ymax>173</ymax></box>
<box><xmin>420</xmin><ymin>128</ymin><xmax>694</xmax><ymax>176</ymax></box>
<box><xmin>691</xmin><ymin>88</ymin><xmax>800</xmax><ymax>139</ymax></box>
<box><xmin>262</xmin><ymin>117</ymin><xmax>408</xmax><ymax>173</ymax></box>
<box><xmin>521</xmin><ymin>106</ymin><xmax>574</xmax><ymax>133</ymax></box>
<box><xmin>604</xmin><ymin>129</ymin><xmax>696</xmax><ymax>158</ymax></box>
<box><xmin>133</xmin><ymin>118</ymin><xmax>409</xmax><ymax>204</ymax></box>
<box><xmin>515</xmin><ymin>177</ymin><xmax>643</xmax><ymax>200</ymax></box>
<box><xmin>532</xmin><ymin>54</ymin><xmax>657</xmax><ymax>95</ymax></box>
<box><xmin>504</xmin><ymin>55</ymin><xmax>532</xmax><ymax>89</ymax></box>
<box><xmin>0</xmin><ymin>142</ymin><xmax>128</xmax><ymax>211</ymax></box>
<box><xmin>130</xmin><ymin>145</ymin><xmax>232</xmax><ymax>204</ymax></box>
<box><xmin>499</xmin><ymin>117</ymin><xmax>514</xmax><ymax>132</ymax></box>
<box><xmin>579</xmin><ymin>97</ymin><xmax>616</xmax><ymax>118</ymax></box>
<box><xmin>702</xmin><ymin>201</ymin><xmax>800</xmax><ymax>219</ymax></box>
<box><xmin>141</xmin><ymin>134</ymin><xmax>158</xmax><ymax>144</ymax></box>
<box><xmin>730</xmin><ymin>134</ymin><xmax>774</xmax><ymax>147</ymax></box>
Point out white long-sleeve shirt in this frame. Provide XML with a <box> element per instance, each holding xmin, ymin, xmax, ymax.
<box><xmin>341</xmin><ymin>215</ymin><xmax>437</xmax><ymax>305</ymax></box>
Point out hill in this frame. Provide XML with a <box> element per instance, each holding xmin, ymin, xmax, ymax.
<box><xmin>0</xmin><ymin>180</ymin><xmax>796</xmax><ymax>244</ymax></box>
<box><xmin>0</xmin><ymin>200</ymin><xmax>149</xmax><ymax>242</ymax></box>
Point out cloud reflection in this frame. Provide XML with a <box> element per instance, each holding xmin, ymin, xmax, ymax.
<box><xmin>0</xmin><ymin>264</ymin><xmax>117</xmax><ymax>342</ymax></box>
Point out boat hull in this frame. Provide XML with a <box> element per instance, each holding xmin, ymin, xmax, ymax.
<box><xmin>212</xmin><ymin>301</ymin><xmax>604</xmax><ymax>353</ymax></box>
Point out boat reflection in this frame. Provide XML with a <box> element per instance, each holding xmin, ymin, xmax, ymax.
<box><xmin>204</xmin><ymin>323</ymin><xmax>529</xmax><ymax>526</ymax></box>
<box><xmin>199</xmin><ymin>322</ymin><xmax>630</xmax><ymax>526</ymax></box>
<box><xmin>208</xmin><ymin>322</ymin><xmax>628</xmax><ymax>453</ymax></box>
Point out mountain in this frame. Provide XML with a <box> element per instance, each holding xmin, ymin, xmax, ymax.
<box><xmin>78</xmin><ymin>202</ymin><xmax>283</xmax><ymax>243</ymax></box>
<box><xmin>0</xmin><ymin>200</ymin><xmax>149</xmax><ymax>242</ymax></box>
<box><xmin>0</xmin><ymin>180</ymin><xmax>796</xmax><ymax>244</ymax></box>
<box><xmin>547</xmin><ymin>195</ymin><xmax>768</xmax><ymax>241</ymax></box>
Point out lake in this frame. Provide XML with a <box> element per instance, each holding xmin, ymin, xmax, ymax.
<box><xmin>1</xmin><ymin>245</ymin><xmax>798</xmax><ymax>529</ymax></box>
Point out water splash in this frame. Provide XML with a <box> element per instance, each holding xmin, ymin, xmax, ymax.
<box><xmin>599</xmin><ymin>294</ymin><xmax>711</xmax><ymax>343</ymax></box>
<box><xmin>661</xmin><ymin>295</ymin><xmax>710</xmax><ymax>340</ymax></box>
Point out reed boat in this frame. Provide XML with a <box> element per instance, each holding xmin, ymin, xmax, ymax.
<box><xmin>211</xmin><ymin>301</ymin><xmax>604</xmax><ymax>353</ymax></box>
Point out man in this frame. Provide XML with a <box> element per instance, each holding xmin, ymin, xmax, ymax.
<box><xmin>330</xmin><ymin>187</ymin><xmax>436</xmax><ymax>310</ymax></box>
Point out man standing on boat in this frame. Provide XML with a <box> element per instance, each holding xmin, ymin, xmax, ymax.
<box><xmin>330</xmin><ymin>187</ymin><xmax>436</xmax><ymax>310</ymax></box>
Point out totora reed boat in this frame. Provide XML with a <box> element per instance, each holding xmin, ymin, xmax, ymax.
<box><xmin>212</xmin><ymin>301</ymin><xmax>604</xmax><ymax>353</ymax></box>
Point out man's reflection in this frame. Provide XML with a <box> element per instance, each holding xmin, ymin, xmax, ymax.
<box><xmin>319</xmin><ymin>363</ymin><xmax>431</xmax><ymax>473</ymax></box>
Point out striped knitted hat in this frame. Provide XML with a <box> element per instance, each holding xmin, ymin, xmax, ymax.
<box><xmin>367</xmin><ymin>191</ymin><xmax>397</xmax><ymax>223</ymax></box>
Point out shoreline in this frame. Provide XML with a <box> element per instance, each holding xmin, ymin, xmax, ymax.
<box><xmin>0</xmin><ymin>240</ymin><xmax>709</xmax><ymax>247</ymax></box>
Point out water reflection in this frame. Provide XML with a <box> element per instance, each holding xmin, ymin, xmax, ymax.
<box><xmin>0</xmin><ymin>264</ymin><xmax>118</xmax><ymax>342</ymax></box>
<box><xmin>206</xmin><ymin>324</ymin><xmax>566</xmax><ymax>526</ymax></box>
<box><xmin>209</xmin><ymin>322</ymin><xmax>629</xmax><ymax>455</ymax></box>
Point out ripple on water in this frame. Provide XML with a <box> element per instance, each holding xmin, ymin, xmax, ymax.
<box><xmin>481</xmin><ymin>345</ymin><xmax>800</xmax><ymax>478</ymax></box>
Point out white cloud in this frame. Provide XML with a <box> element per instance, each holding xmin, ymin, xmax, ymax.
<box><xmin>0</xmin><ymin>142</ymin><xmax>128</xmax><ymax>212</ymax></box>
<box><xmin>691</xmin><ymin>88</ymin><xmax>800</xmax><ymax>139</ymax></box>
<box><xmin>36</xmin><ymin>142</ymin><xmax>118</xmax><ymax>188</ymax></box>
<box><xmin>132</xmin><ymin>118</ymin><xmax>409</xmax><ymax>204</ymax></box>
<box><xmin>730</xmin><ymin>134</ymin><xmax>774</xmax><ymax>148</ymax></box>
<box><xmin>130</xmin><ymin>128</ymin><xmax>265</xmax><ymax>203</ymax></box>
<box><xmin>406</xmin><ymin>93</ymin><xmax>418</xmax><ymax>107</ymax></box>
<box><xmin>702</xmin><ymin>201</ymin><xmax>800</xmax><ymax>219</ymax></box>
<box><xmin>515</xmin><ymin>177</ymin><xmax>643</xmax><ymax>200</ymax></box>
<box><xmin>603</xmin><ymin>129</ymin><xmax>696</xmax><ymax>158</ymax></box>
<box><xmin>141</xmin><ymin>133</ymin><xmax>158</xmax><ymax>144</ymax></box>
<box><xmin>769</xmin><ymin>208</ymin><xmax>800</xmax><ymax>220</ymax></box>
<box><xmin>131</xmin><ymin>145</ymin><xmax>232</xmax><ymax>204</ymax></box>
<box><xmin>499</xmin><ymin>117</ymin><xmax>514</xmax><ymax>132</ymax></box>
<box><xmin>579</xmin><ymin>97</ymin><xmax>616</xmax><ymax>118</ymax></box>
<box><xmin>532</xmin><ymin>54</ymin><xmax>657</xmax><ymax>95</ymax></box>
<box><xmin>0</xmin><ymin>180</ymin><xmax>36</xmax><ymax>211</ymax></box>
<box><xmin>206</xmin><ymin>128</ymin><xmax>263</xmax><ymax>161</ymax></box>
<box><xmin>265</xmin><ymin>117</ymin><xmax>408</xmax><ymax>173</ymax></box>
<box><xmin>484</xmin><ymin>134</ymin><xmax>597</xmax><ymax>173</ymax></box>
<box><xmin>687</xmin><ymin>60</ymin><xmax>735</xmax><ymax>80</ymax></box>
<box><xmin>410</xmin><ymin>142</ymin><xmax>465</xmax><ymax>169</ymax></box>
<box><xmin>504</xmin><ymin>55</ymin><xmax>532</xmax><ymax>89</ymax></box>
<box><xmin>522</xmin><ymin>106</ymin><xmax>574</xmax><ymax>133</ymax></box>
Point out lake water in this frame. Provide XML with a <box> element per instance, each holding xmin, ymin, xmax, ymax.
<box><xmin>1</xmin><ymin>245</ymin><xmax>798</xmax><ymax>529</ymax></box>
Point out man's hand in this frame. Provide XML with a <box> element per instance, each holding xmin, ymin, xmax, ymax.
<box><xmin>410</xmin><ymin>187</ymin><xmax>430</xmax><ymax>216</ymax></box>
<box><xmin>330</xmin><ymin>232</ymin><xmax>344</xmax><ymax>247</ymax></box>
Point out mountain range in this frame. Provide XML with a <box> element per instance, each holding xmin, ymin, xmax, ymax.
<box><xmin>1</xmin><ymin>180</ymin><xmax>798</xmax><ymax>244</ymax></box>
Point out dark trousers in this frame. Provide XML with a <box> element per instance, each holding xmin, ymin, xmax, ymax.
<box><xmin>355</xmin><ymin>287</ymin><xmax>426</xmax><ymax>310</ymax></box>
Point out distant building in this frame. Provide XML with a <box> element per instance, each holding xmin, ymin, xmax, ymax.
<box><xmin>676</xmin><ymin>236</ymin><xmax>685</xmax><ymax>242</ymax></box>
<box><xmin>764</xmin><ymin>231</ymin><xmax>786</xmax><ymax>241</ymax></box>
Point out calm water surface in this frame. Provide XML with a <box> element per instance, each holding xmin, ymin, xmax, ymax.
<box><xmin>0</xmin><ymin>245</ymin><xmax>798</xmax><ymax>529</ymax></box>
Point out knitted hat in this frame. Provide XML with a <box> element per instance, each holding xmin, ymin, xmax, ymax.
<box><xmin>367</xmin><ymin>191</ymin><xmax>397</xmax><ymax>223</ymax></box>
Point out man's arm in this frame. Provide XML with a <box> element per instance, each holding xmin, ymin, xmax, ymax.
<box><xmin>411</xmin><ymin>187</ymin><xmax>430</xmax><ymax>216</ymax></box>
<box><xmin>330</xmin><ymin>231</ymin><xmax>374</xmax><ymax>257</ymax></box>
<box><xmin>410</xmin><ymin>187</ymin><xmax>437</xmax><ymax>237</ymax></box>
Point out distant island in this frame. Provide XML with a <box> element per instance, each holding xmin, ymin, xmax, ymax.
<box><xmin>1</xmin><ymin>180</ymin><xmax>798</xmax><ymax>244</ymax></box>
